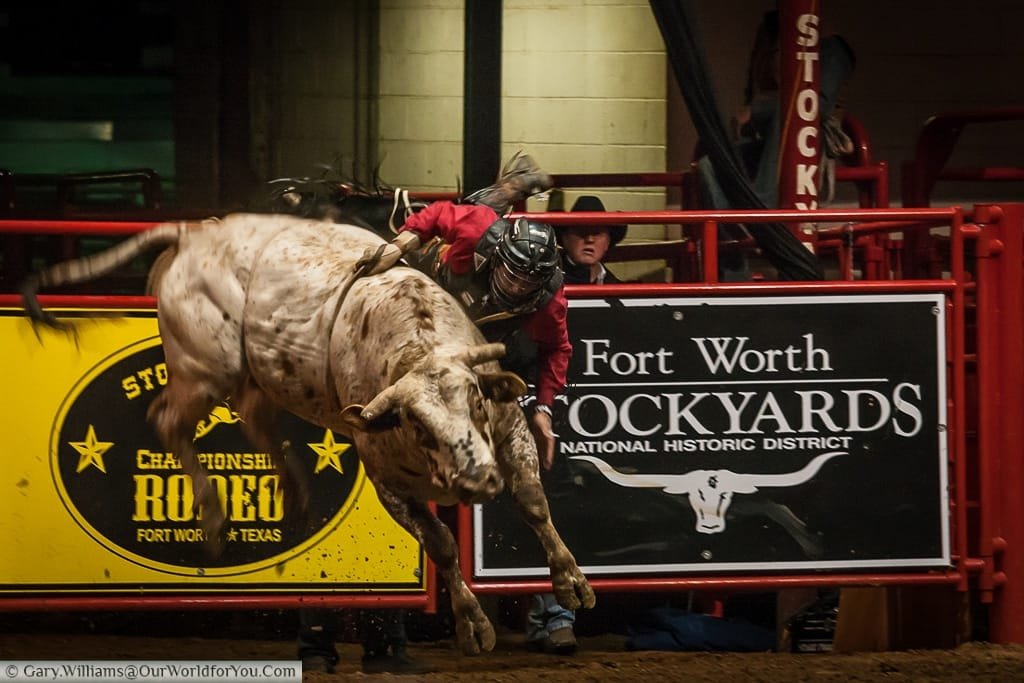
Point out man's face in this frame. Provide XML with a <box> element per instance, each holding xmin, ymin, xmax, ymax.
<box><xmin>490</xmin><ymin>261</ymin><xmax>544</xmax><ymax>305</ymax></box>
<box><xmin>561</xmin><ymin>226</ymin><xmax>611</xmax><ymax>265</ymax></box>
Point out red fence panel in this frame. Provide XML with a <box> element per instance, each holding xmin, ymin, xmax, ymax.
<box><xmin>1</xmin><ymin>204</ymin><xmax>1022</xmax><ymax>645</ymax></box>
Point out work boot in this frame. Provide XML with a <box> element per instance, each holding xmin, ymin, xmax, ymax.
<box><xmin>465</xmin><ymin>151</ymin><xmax>554</xmax><ymax>213</ymax></box>
<box><xmin>545</xmin><ymin>626</ymin><xmax>578</xmax><ymax>654</ymax></box>
<box><xmin>299</xmin><ymin>655</ymin><xmax>336</xmax><ymax>674</ymax></box>
<box><xmin>526</xmin><ymin>626</ymin><xmax>578</xmax><ymax>655</ymax></box>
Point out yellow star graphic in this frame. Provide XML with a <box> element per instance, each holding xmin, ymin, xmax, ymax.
<box><xmin>69</xmin><ymin>425</ymin><xmax>114</xmax><ymax>473</ymax></box>
<box><xmin>227</xmin><ymin>529</ymin><xmax>238</xmax><ymax>542</ymax></box>
<box><xmin>308</xmin><ymin>429</ymin><xmax>349</xmax><ymax>475</ymax></box>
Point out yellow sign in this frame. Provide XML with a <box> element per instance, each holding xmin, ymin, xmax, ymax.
<box><xmin>0</xmin><ymin>308</ymin><xmax>423</xmax><ymax>593</ymax></box>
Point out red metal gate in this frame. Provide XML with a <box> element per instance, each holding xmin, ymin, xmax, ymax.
<box><xmin>1</xmin><ymin>202</ymin><xmax>1022</xmax><ymax>643</ymax></box>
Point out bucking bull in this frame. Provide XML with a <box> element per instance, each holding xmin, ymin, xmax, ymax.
<box><xmin>21</xmin><ymin>212</ymin><xmax>595</xmax><ymax>654</ymax></box>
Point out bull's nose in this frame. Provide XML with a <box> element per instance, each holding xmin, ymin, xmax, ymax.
<box><xmin>458</xmin><ymin>466</ymin><xmax>504</xmax><ymax>503</ymax></box>
<box><xmin>483</xmin><ymin>470</ymin><xmax>503</xmax><ymax>496</ymax></box>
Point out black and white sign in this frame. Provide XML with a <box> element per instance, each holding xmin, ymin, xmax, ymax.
<box><xmin>475</xmin><ymin>294</ymin><xmax>949</xmax><ymax>576</ymax></box>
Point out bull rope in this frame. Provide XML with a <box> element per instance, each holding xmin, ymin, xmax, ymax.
<box><xmin>321</xmin><ymin>243</ymin><xmax>391</xmax><ymax>415</ymax></box>
<box><xmin>387</xmin><ymin>188</ymin><xmax>412</xmax><ymax>234</ymax></box>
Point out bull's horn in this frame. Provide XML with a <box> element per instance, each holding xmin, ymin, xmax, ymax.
<box><xmin>362</xmin><ymin>385</ymin><xmax>399</xmax><ymax>420</ymax></box>
<box><xmin>732</xmin><ymin>451</ymin><xmax>845</xmax><ymax>489</ymax></box>
<box><xmin>571</xmin><ymin>455</ymin><xmax>699</xmax><ymax>491</ymax></box>
<box><xmin>457</xmin><ymin>342</ymin><xmax>506</xmax><ymax>367</ymax></box>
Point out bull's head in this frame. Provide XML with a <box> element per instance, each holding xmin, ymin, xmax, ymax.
<box><xmin>572</xmin><ymin>451</ymin><xmax>844</xmax><ymax>534</ymax></box>
<box><xmin>340</xmin><ymin>342</ymin><xmax>526</xmax><ymax>503</ymax></box>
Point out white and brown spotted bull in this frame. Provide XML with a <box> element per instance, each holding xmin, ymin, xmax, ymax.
<box><xmin>21</xmin><ymin>213</ymin><xmax>595</xmax><ymax>655</ymax></box>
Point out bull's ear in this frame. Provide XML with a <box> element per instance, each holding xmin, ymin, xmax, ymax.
<box><xmin>340</xmin><ymin>404</ymin><xmax>400</xmax><ymax>433</ymax></box>
<box><xmin>478</xmin><ymin>371</ymin><xmax>527</xmax><ymax>402</ymax></box>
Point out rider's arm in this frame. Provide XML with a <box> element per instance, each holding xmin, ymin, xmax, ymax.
<box><xmin>524</xmin><ymin>288</ymin><xmax>572</xmax><ymax>408</ymax></box>
<box><xmin>524</xmin><ymin>290</ymin><xmax>571</xmax><ymax>471</ymax></box>
<box><xmin>401</xmin><ymin>202</ymin><xmax>498</xmax><ymax>275</ymax></box>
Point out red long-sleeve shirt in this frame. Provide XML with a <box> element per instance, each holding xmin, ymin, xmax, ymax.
<box><xmin>401</xmin><ymin>202</ymin><xmax>571</xmax><ymax>407</ymax></box>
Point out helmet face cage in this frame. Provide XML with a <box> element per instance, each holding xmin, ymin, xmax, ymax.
<box><xmin>489</xmin><ymin>261</ymin><xmax>542</xmax><ymax>308</ymax></box>
<box><xmin>489</xmin><ymin>218</ymin><xmax>558</xmax><ymax>308</ymax></box>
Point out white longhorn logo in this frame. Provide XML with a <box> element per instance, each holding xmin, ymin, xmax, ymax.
<box><xmin>572</xmin><ymin>451</ymin><xmax>845</xmax><ymax>534</ymax></box>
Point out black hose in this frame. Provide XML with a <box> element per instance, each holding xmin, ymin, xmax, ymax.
<box><xmin>648</xmin><ymin>0</ymin><xmax>824</xmax><ymax>281</ymax></box>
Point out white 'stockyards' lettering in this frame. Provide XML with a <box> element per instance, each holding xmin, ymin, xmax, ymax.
<box><xmin>566</xmin><ymin>385</ymin><xmax>923</xmax><ymax>439</ymax></box>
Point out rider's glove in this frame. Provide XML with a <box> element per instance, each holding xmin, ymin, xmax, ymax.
<box><xmin>358</xmin><ymin>231</ymin><xmax>421</xmax><ymax>275</ymax></box>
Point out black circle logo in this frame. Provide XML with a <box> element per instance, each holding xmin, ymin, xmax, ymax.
<box><xmin>52</xmin><ymin>337</ymin><xmax>363</xmax><ymax>576</ymax></box>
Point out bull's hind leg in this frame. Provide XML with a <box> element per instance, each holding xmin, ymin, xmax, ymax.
<box><xmin>147</xmin><ymin>377</ymin><xmax>227</xmax><ymax>555</ymax></box>
<box><xmin>233</xmin><ymin>378</ymin><xmax>311</xmax><ymax>528</ymax></box>
<box><xmin>153</xmin><ymin>243</ymin><xmax>250</xmax><ymax>556</ymax></box>
<box><xmin>375</xmin><ymin>486</ymin><xmax>496</xmax><ymax>656</ymax></box>
<box><xmin>496</xmin><ymin>420</ymin><xmax>596</xmax><ymax>612</ymax></box>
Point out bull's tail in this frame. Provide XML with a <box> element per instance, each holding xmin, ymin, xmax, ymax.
<box><xmin>21</xmin><ymin>222</ymin><xmax>186</xmax><ymax>332</ymax></box>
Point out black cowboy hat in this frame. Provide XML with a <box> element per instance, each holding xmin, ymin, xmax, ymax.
<box><xmin>569</xmin><ymin>195</ymin><xmax>627</xmax><ymax>246</ymax></box>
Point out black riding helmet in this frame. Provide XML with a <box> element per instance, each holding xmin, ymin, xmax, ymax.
<box><xmin>489</xmin><ymin>217</ymin><xmax>559</xmax><ymax>309</ymax></box>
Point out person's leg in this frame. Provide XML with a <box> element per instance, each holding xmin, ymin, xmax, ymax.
<box><xmin>296</xmin><ymin>608</ymin><xmax>339</xmax><ymax>673</ymax></box>
<box><xmin>748</xmin><ymin>106</ymin><xmax>782</xmax><ymax>208</ymax></box>
<box><xmin>360</xmin><ymin>609</ymin><xmax>435</xmax><ymax>674</ymax></box>
<box><xmin>526</xmin><ymin>593</ymin><xmax>577</xmax><ymax>654</ymax></box>
<box><xmin>540</xmin><ymin>593</ymin><xmax>576</xmax><ymax>637</ymax></box>
<box><xmin>819</xmin><ymin>36</ymin><xmax>856</xmax><ymax>118</ymax></box>
<box><xmin>526</xmin><ymin>593</ymin><xmax>550</xmax><ymax>644</ymax></box>
<box><xmin>383</xmin><ymin>609</ymin><xmax>407</xmax><ymax>654</ymax></box>
<box><xmin>357</xmin><ymin>609</ymin><xmax>388</xmax><ymax>659</ymax></box>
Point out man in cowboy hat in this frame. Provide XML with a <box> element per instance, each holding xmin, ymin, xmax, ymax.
<box><xmin>557</xmin><ymin>195</ymin><xmax>627</xmax><ymax>285</ymax></box>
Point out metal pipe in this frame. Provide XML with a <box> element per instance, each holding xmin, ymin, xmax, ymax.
<box><xmin>0</xmin><ymin>594</ymin><xmax>429</xmax><ymax>612</ymax></box>
<box><xmin>468</xmin><ymin>572</ymin><xmax>964</xmax><ymax>596</ymax></box>
<box><xmin>982</xmin><ymin>204</ymin><xmax>1024</xmax><ymax>643</ymax></box>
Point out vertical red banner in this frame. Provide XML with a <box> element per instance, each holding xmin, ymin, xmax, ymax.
<box><xmin>778</xmin><ymin>0</ymin><xmax>821</xmax><ymax>212</ymax></box>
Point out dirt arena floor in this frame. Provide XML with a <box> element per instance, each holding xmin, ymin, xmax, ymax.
<box><xmin>2</xmin><ymin>611</ymin><xmax>1023</xmax><ymax>682</ymax></box>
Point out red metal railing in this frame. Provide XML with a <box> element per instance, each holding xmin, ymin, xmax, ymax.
<box><xmin>902</xmin><ymin>106</ymin><xmax>1024</xmax><ymax>209</ymax></box>
<box><xmin>2</xmin><ymin>203</ymin><xmax>1022</xmax><ymax>645</ymax></box>
<box><xmin>543</xmin><ymin>127</ymin><xmax>890</xmax><ymax>281</ymax></box>
<box><xmin>898</xmin><ymin>107</ymin><xmax>1024</xmax><ymax>281</ymax></box>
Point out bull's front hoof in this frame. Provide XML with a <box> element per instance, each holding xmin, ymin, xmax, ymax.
<box><xmin>454</xmin><ymin>612</ymin><xmax>496</xmax><ymax>655</ymax></box>
<box><xmin>553</xmin><ymin>568</ymin><xmax>596</xmax><ymax>611</ymax></box>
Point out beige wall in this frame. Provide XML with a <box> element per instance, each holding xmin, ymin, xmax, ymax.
<box><xmin>502</xmin><ymin>0</ymin><xmax>666</xmax><ymax>215</ymax></box>
<box><xmin>260</xmin><ymin>1</ymin><xmax>378</xmax><ymax>184</ymax></box>
<box><xmin>377</xmin><ymin>0</ymin><xmax>466</xmax><ymax>191</ymax></box>
<box><xmin>377</xmin><ymin>0</ymin><xmax>668</xmax><ymax>227</ymax></box>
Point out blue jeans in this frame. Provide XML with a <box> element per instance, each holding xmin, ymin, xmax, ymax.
<box><xmin>526</xmin><ymin>593</ymin><xmax>575</xmax><ymax>642</ymax></box>
<box><xmin>699</xmin><ymin>34</ymin><xmax>856</xmax><ymax>211</ymax></box>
